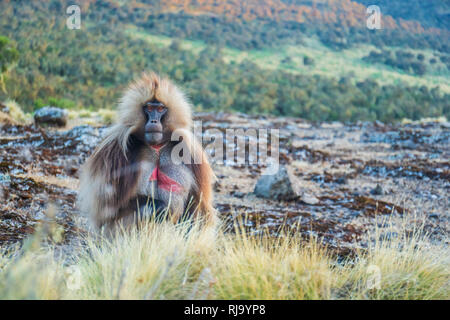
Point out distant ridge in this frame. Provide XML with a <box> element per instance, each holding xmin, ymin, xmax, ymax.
<box><xmin>98</xmin><ymin>0</ymin><xmax>447</xmax><ymax>35</ymax></box>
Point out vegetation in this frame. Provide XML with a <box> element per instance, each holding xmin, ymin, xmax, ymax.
<box><xmin>362</xmin><ymin>50</ymin><xmax>449</xmax><ymax>76</ymax></box>
<box><xmin>129</xmin><ymin>12</ymin><xmax>449</xmax><ymax>52</ymax></box>
<box><xmin>0</xmin><ymin>35</ymin><xmax>19</xmax><ymax>92</ymax></box>
<box><xmin>0</xmin><ymin>216</ymin><xmax>448</xmax><ymax>300</ymax></box>
<box><xmin>1</xmin><ymin>99</ymin><xmax>30</xmax><ymax>123</ymax></box>
<box><xmin>96</xmin><ymin>0</ymin><xmax>450</xmax><ymax>52</ymax></box>
<box><xmin>0</xmin><ymin>0</ymin><xmax>449</xmax><ymax>123</ymax></box>
<box><xmin>0</xmin><ymin>36</ymin><xmax>18</xmax><ymax>74</ymax></box>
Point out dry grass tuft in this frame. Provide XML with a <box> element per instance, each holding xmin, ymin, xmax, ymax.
<box><xmin>0</xmin><ymin>216</ymin><xmax>448</xmax><ymax>300</ymax></box>
<box><xmin>2</xmin><ymin>99</ymin><xmax>31</xmax><ymax>124</ymax></box>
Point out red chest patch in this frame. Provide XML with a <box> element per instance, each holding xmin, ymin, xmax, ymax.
<box><xmin>149</xmin><ymin>143</ymin><xmax>183</xmax><ymax>194</ymax></box>
<box><xmin>149</xmin><ymin>166</ymin><xmax>183</xmax><ymax>194</ymax></box>
<box><xmin>150</xmin><ymin>143</ymin><xmax>166</xmax><ymax>153</ymax></box>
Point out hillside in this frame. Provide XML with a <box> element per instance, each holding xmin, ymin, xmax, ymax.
<box><xmin>104</xmin><ymin>0</ymin><xmax>448</xmax><ymax>33</ymax></box>
<box><xmin>84</xmin><ymin>0</ymin><xmax>450</xmax><ymax>52</ymax></box>
<box><xmin>0</xmin><ymin>0</ymin><xmax>449</xmax><ymax>122</ymax></box>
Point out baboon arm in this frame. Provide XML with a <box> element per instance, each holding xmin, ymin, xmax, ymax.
<box><xmin>174</xmin><ymin>128</ymin><xmax>215</xmax><ymax>223</ymax></box>
<box><xmin>190</xmin><ymin>148</ymin><xmax>215</xmax><ymax>220</ymax></box>
<box><xmin>78</xmin><ymin>133</ymin><xmax>141</xmax><ymax>228</ymax></box>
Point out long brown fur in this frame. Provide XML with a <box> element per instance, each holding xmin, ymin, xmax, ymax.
<box><xmin>78</xmin><ymin>72</ymin><xmax>216</xmax><ymax>230</ymax></box>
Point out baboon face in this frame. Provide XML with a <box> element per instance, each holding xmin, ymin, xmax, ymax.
<box><xmin>143</xmin><ymin>99</ymin><xmax>168</xmax><ymax>145</ymax></box>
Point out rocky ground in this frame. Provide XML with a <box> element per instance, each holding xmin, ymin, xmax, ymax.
<box><xmin>0</xmin><ymin>111</ymin><xmax>449</xmax><ymax>257</ymax></box>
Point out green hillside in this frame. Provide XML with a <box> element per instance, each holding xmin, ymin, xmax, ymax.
<box><xmin>0</xmin><ymin>0</ymin><xmax>449</xmax><ymax>122</ymax></box>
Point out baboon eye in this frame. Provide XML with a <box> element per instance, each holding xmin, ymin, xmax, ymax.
<box><xmin>157</xmin><ymin>106</ymin><xmax>165</xmax><ymax>113</ymax></box>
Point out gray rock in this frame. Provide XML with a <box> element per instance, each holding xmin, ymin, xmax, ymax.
<box><xmin>300</xmin><ymin>193</ymin><xmax>320</xmax><ymax>205</ymax></box>
<box><xmin>0</xmin><ymin>173</ymin><xmax>11</xmax><ymax>186</ymax></box>
<box><xmin>232</xmin><ymin>191</ymin><xmax>246</xmax><ymax>199</ymax></box>
<box><xmin>336</xmin><ymin>177</ymin><xmax>347</xmax><ymax>184</ymax></box>
<box><xmin>34</xmin><ymin>106</ymin><xmax>68</xmax><ymax>127</ymax></box>
<box><xmin>370</xmin><ymin>184</ymin><xmax>384</xmax><ymax>195</ymax></box>
<box><xmin>253</xmin><ymin>165</ymin><xmax>300</xmax><ymax>201</ymax></box>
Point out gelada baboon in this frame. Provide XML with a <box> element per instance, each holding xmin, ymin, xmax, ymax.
<box><xmin>78</xmin><ymin>72</ymin><xmax>216</xmax><ymax>233</ymax></box>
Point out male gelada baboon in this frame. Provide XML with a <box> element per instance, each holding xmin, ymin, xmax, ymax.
<box><xmin>78</xmin><ymin>72</ymin><xmax>215</xmax><ymax>233</ymax></box>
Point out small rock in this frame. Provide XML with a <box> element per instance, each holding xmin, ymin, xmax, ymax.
<box><xmin>0</xmin><ymin>173</ymin><xmax>11</xmax><ymax>186</ymax></box>
<box><xmin>350</xmin><ymin>211</ymin><xmax>363</xmax><ymax>218</ymax></box>
<box><xmin>428</xmin><ymin>213</ymin><xmax>439</xmax><ymax>219</ymax></box>
<box><xmin>300</xmin><ymin>193</ymin><xmax>320</xmax><ymax>205</ymax></box>
<box><xmin>0</xmin><ymin>102</ymin><xmax>9</xmax><ymax>114</ymax></box>
<box><xmin>232</xmin><ymin>191</ymin><xmax>245</xmax><ymax>198</ymax></box>
<box><xmin>370</xmin><ymin>184</ymin><xmax>384</xmax><ymax>195</ymax></box>
<box><xmin>373</xmin><ymin>120</ymin><xmax>385</xmax><ymax>128</ymax></box>
<box><xmin>253</xmin><ymin>165</ymin><xmax>299</xmax><ymax>201</ymax></box>
<box><xmin>336</xmin><ymin>177</ymin><xmax>347</xmax><ymax>184</ymax></box>
<box><xmin>34</xmin><ymin>106</ymin><xmax>68</xmax><ymax>127</ymax></box>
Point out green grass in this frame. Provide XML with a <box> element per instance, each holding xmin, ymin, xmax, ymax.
<box><xmin>126</xmin><ymin>25</ymin><xmax>207</xmax><ymax>53</ymax></box>
<box><xmin>0</xmin><ymin>215</ymin><xmax>448</xmax><ymax>300</ymax></box>
<box><xmin>127</xmin><ymin>27</ymin><xmax>450</xmax><ymax>93</ymax></box>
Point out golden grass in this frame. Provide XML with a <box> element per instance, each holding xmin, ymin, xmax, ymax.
<box><xmin>0</xmin><ymin>110</ymin><xmax>17</xmax><ymax>125</ymax></box>
<box><xmin>0</xmin><ymin>215</ymin><xmax>448</xmax><ymax>300</ymax></box>
<box><xmin>65</xmin><ymin>108</ymin><xmax>116</xmax><ymax>128</ymax></box>
<box><xmin>2</xmin><ymin>99</ymin><xmax>31</xmax><ymax>124</ymax></box>
<box><xmin>337</xmin><ymin>234</ymin><xmax>450</xmax><ymax>299</ymax></box>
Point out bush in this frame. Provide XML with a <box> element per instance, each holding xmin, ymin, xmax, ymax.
<box><xmin>303</xmin><ymin>56</ymin><xmax>315</xmax><ymax>66</ymax></box>
<box><xmin>2</xmin><ymin>99</ymin><xmax>29</xmax><ymax>123</ymax></box>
